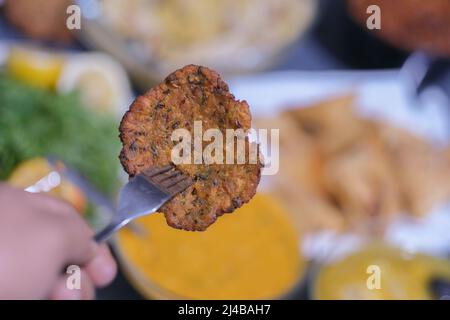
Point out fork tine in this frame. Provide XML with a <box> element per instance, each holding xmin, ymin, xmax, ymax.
<box><xmin>95</xmin><ymin>164</ymin><xmax>191</xmax><ymax>242</ymax></box>
<box><xmin>162</xmin><ymin>173</ymin><xmax>188</xmax><ymax>189</ymax></box>
<box><xmin>153</xmin><ymin>169</ymin><xmax>180</xmax><ymax>183</ymax></box>
<box><xmin>167</xmin><ymin>177</ymin><xmax>193</xmax><ymax>196</ymax></box>
<box><xmin>143</xmin><ymin>164</ymin><xmax>173</xmax><ymax>177</ymax></box>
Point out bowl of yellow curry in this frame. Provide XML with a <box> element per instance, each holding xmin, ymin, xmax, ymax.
<box><xmin>114</xmin><ymin>193</ymin><xmax>307</xmax><ymax>299</ymax></box>
<box><xmin>312</xmin><ymin>243</ymin><xmax>450</xmax><ymax>300</ymax></box>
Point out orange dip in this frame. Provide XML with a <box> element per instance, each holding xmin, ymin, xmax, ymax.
<box><xmin>117</xmin><ymin>193</ymin><xmax>304</xmax><ymax>299</ymax></box>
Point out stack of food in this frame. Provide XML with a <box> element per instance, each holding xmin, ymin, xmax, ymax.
<box><xmin>255</xmin><ymin>95</ymin><xmax>450</xmax><ymax>234</ymax></box>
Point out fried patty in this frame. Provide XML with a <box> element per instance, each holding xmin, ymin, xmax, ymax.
<box><xmin>120</xmin><ymin>65</ymin><xmax>262</xmax><ymax>231</ymax></box>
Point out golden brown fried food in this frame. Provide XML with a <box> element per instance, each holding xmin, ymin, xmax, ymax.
<box><xmin>120</xmin><ymin>65</ymin><xmax>262</xmax><ymax>231</ymax></box>
<box><xmin>286</xmin><ymin>95</ymin><xmax>365</xmax><ymax>154</ymax></box>
<box><xmin>322</xmin><ymin>134</ymin><xmax>403</xmax><ymax>232</ymax></box>
<box><xmin>377</xmin><ymin>124</ymin><xmax>450</xmax><ymax>217</ymax></box>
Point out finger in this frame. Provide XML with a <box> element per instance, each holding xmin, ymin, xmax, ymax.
<box><xmin>32</xmin><ymin>193</ymin><xmax>98</xmax><ymax>271</ymax></box>
<box><xmin>36</xmin><ymin>193</ymin><xmax>79</xmax><ymax>217</ymax></box>
<box><xmin>49</xmin><ymin>276</ymin><xmax>82</xmax><ymax>300</ymax></box>
<box><xmin>55</xmin><ymin>213</ymin><xmax>97</xmax><ymax>267</ymax></box>
<box><xmin>80</xmin><ymin>269</ymin><xmax>95</xmax><ymax>300</ymax></box>
<box><xmin>85</xmin><ymin>245</ymin><xmax>117</xmax><ymax>287</ymax></box>
<box><xmin>49</xmin><ymin>269</ymin><xmax>95</xmax><ymax>300</ymax></box>
<box><xmin>4</xmin><ymin>186</ymin><xmax>76</xmax><ymax>218</ymax></box>
<box><xmin>36</xmin><ymin>194</ymin><xmax>97</xmax><ymax>266</ymax></box>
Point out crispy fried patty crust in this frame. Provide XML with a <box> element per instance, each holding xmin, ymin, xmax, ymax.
<box><xmin>120</xmin><ymin>65</ymin><xmax>262</xmax><ymax>231</ymax></box>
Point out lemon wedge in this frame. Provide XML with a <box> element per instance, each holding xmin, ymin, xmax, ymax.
<box><xmin>6</xmin><ymin>46</ymin><xmax>64</xmax><ymax>90</ymax></box>
<box><xmin>57</xmin><ymin>53</ymin><xmax>133</xmax><ymax>118</ymax></box>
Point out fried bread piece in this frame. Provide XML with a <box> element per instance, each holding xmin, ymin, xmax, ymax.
<box><xmin>120</xmin><ymin>65</ymin><xmax>262</xmax><ymax>231</ymax></box>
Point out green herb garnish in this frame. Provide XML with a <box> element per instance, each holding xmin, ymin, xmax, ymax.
<box><xmin>0</xmin><ymin>73</ymin><xmax>121</xmax><ymax>196</ymax></box>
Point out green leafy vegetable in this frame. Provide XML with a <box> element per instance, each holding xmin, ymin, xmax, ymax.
<box><xmin>0</xmin><ymin>72</ymin><xmax>121</xmax><ymax>196</ymax></box>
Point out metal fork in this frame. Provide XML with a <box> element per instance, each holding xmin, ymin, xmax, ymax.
<box><xmin>94</xmin><ymin>165</ymin><xmax>192</xmax><ymax>242</ymax></box>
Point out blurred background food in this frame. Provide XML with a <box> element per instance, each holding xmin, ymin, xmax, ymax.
<box><xmin>6</xmin><ymin>46</ymin><xmax>64</xmax><ymax>89</ymax></box>
<box><xmin>98</xmin><ymin>0</ymin><xmax>315</xmax><ymax>75</ymax></box>
<box><xmin>347</xmin><ymin>0</ymin><xmax>450</xmax><ymax>57</ymax></box>
<box><xmin>255</xmin><ymin>95</ymin><xmax>450</xmax><ymax>234</ymax></box>
<box><xmin>0</xmin><ymin>0</ymin><xmax>449</xmax><ymax>300</ymax></box>
<box><xmin>4</xmin><ymin>0</ymin><xmax>73</xmax><ymax>43</ymax></box>
<box><xmin>313</xmin><ymin>243</ymin><xmax>450</xmax><ymax>300</ymax></box>
<box><xmin>116</xmin><ymin>194</ymin><xmax>305</xmax><ymax>299</ymax></box>
<box><xmin>0</xmin><ymin>65</ymin><xmax>122</xmax><ymax>225</ymax></box>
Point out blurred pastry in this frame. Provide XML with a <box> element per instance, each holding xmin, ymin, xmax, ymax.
<box><xmin>254</xmin><ymin>114</ymin><xmax>324</xmax><ymax>195</ymax></box>
<box><xmin>254</xmin><ymin>114</ymin><xmax>344</xmax><ymax>233</ymax></box>
<box><xmin>377</xmin><ymin>124</ymin><xmax>450</xmax><ymax>217</ymax></box>
<box><xmin>256</xmin><ymin>95</ymin><xmax>450</xmax><ymax>235</ymax></box>
<box><xmin>286</xmin><ymin>95</ymin><xmax>365</xmax><ymax>154</ymax></box>
<box><xmin>322</xmin><ymin>134</ymin><xmax>403</xmax><ymax>232</ymax></box>
<box><xmin>274</xmin><ymin>180</ymin><xmax>346</xmax><ymax>234</ymax></box>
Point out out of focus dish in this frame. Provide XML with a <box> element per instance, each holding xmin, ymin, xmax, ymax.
<box><xmin>100</xmin><ymin>0</ymin><xmax>315</xmax><ymax>72</ymax></box>
<box><xmin>115</xmin><ymin>193</ymin><xmax>306</xmax><ymax>299</ymax></box>
<box><xmin>229</xmin><ymin>70</ymin><xmax>450</xmax><ymax>256</ymax></box>
<box><xmin>347</xmin><ymin>0</ymin><xmax>450</xmax><ymax>57</ymax></box>
<box><xmin>254</xmin><ymin>94</ymin><xmax>450</xmax><ymax>234</ymax></box>
<box><xmin>313</xmin><ymin>243</ymin><xmax>450</xmax><ymax>300</ymax></box>
<box><xmin>83</xmin><ymin>0</ymin><xmax>316</xmax><ymax>86</ymax></box>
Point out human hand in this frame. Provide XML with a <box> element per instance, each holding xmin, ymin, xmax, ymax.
<box><xmin>0</xmin><ymin>184</ymin><xmax>117</xmax><ymax>299</ymax></box>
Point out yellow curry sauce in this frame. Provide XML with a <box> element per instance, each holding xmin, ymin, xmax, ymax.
<box><xmin>314</xmin><ymin>244</ymin><xmax>450</xmax><ymax>300</ymax></box>
<box><xmin>117</xmin><ymin>193</ymin><xmax>304</xmax><ymax>299</ymax></box>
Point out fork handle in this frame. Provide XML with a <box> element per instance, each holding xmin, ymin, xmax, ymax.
<box><xmin>94</xmin><ymin>219</ymin><xmax>130</xmax><ymax>243</ymax></box>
